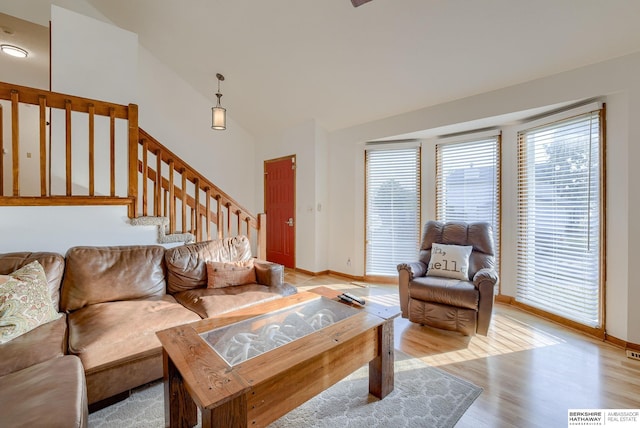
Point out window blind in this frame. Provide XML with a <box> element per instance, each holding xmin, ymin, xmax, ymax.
<box><xmin>516</xmin><ymin>110</ymin><xmax>602</xmax><ymax>328</ymax></box>
<box><xmin>435</xmin><ymin>137</ymin><xmax>501</xmax><ymax>272</ymax></box>
<box><xmin>365</xmin><ymin>146</ymin><xmax>421</xmax><ymax>276</ymax></box>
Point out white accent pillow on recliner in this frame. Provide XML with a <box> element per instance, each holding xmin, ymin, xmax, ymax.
<box><xmin>426</xmin><ymin>243</ymin><xmax>473</xmax><ymax>281</ymax></box>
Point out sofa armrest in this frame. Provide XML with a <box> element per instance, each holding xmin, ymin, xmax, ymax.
<box><xmin>0</xmin><ymin>315</ymin><xmax>67</xmax><ymax>377</ymax></box>
<box><xmin>254</xmin><ymin>260</ymin><xmax>284</xmax><ymax>287</ymax></box>
<box><xmin>397</xmin><ymin>261</ymin><xmax>427</xmax><ymax>317</ymax></box>
<box><xmin>472</xmin><ymin>267</ymin><xmax>498</xmax><ymax>335</ymax></box>
<box><xmin>397</xmin><ymin>262</ymin><xmax>427</xmax><ymax>280</ymax></box>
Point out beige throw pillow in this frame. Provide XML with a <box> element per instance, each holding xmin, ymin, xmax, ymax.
<box><xmin>426</xmin><ymin>243</ymin><xmax>473</xmax><ymax>281</ymax></box>
<box><xmin>206</xmin><ymin>260</ymin><xmax>257</xmax><ymax>288</ymax></box>
<box><xmin>0</xmin><ymin>261</ymin><xmax>62</xmax><ymax>344</ymax></box>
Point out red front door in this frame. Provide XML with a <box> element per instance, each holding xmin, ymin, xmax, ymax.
<box><xmin>264</xmin><ymin>156</ymin><xmax>296</xmax><ymax>268</ymax></box>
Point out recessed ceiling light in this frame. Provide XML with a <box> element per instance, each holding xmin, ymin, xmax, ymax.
<box><xmin>1</xmin><ymin>44</ymin><xmax>28</xmax><ymax>58</ymax></box>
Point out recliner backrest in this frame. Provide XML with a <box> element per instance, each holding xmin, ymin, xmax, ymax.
<box><xmin>418</xmin><ymin>221</ymin><xmax>495</xmax><ymax>279</ymax></box>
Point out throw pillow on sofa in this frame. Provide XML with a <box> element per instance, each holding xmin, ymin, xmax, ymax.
<box><xmin>0</xmin><ymin>261</ymin><xmax>62</xmax><ymax>344</ymax></box>
<box><xmin>206</xmin><ymin>260</ymin><xmax>257</xmax><ymax>288</ymax></box>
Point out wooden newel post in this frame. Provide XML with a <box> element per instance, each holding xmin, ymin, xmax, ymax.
<box><xmin>11</xmin><ymin>90</ymin><xmax>19</xmax><ymax>196</ymax></box>
<box><xmin>0</xmin><ymin>104</ymin><xmax>4</xmax><ymax>196</ymax></box>
<box><xmin>258</xmin><ymin>213</ymin><xmax>267</xmax><ymax>260</ymax></box>
<box><xmin>128</xmin><ymin>103</ymin><xmax>139</xmax><ymax>218</ymax></box>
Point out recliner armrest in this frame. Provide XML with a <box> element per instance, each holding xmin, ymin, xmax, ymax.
<box><xmin>472</xmin><ymin>267</ymin><xmax>498</xmax><ymax>289</ymax></box>
<box><xmin>254</xmin><ymin>260</ymin><xmax>284</xmax><ymax>287</ymax></box>
<box><xmin>473</xmin><ymin>267</ymin><xmax>498</xmax><ymax>336</ymax></box>
<box><xmin>397</xmin><ymin>261</ymin><xmax>427</xmax><ymax>280</ymax></box>
<box><xmin>397</xmin><ymin>261</ymin><xmax>427</xmax><ymax>318</ymax></box>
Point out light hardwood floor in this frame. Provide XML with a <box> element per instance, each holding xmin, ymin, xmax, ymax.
<box><xmin>286</xmin><ymin>270</ymin><xmax>640</xmax><ymax>428</ymax></box>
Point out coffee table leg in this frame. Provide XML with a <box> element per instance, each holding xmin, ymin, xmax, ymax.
<box><xmin>164</xmin><ymin>350</ymin><xmax>198</xmax><ymax>428</ymax></box>
<box><xmin>369</xmin><ymin>319</ymin><xmax>394</xmax><ymax>399</ymax></box>
<box><xmin>201</xmin><ymin>395</ymin><xmax>247</xmax><ymax>428</ymax></box>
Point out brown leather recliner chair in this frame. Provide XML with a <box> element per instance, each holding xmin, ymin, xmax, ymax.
<box><xmin>397</xmin><ymin>221</ymin><xmax>498</xmax><ymax>336</ymax></box>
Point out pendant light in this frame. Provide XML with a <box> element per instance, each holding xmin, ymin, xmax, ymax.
<box><xmin>211</xmin><ymin>73</ymin><xmax>226</xmax><ymax>130</ymax></box>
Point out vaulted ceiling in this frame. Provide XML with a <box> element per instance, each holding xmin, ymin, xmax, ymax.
<box><xmin>16</xmin><ymin>1</ymin><xmax>640</xmax><ymax>137</ymax></box>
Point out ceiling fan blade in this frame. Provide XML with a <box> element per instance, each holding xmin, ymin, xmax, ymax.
<box><xmin>351</xmin><ymin>0</ymin><xmax>373</xmax><ymax>7</ymax></box>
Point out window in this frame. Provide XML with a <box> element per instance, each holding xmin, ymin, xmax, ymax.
<box><xmin>435</xmin><ymin>136</ymin><xmax>501</xmax><ymax>272</ymax></box>
<box><xmin>516</xmin><ymin>108</ymin><xmax>604</xmax><ymax>328</ymax></box>
<box><xmin>365</xmin><ymin>145</ymin><xmax>421</xmax><ymax>276</ymax></box>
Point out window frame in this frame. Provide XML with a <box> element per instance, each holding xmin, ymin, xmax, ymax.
<box><xmin>435</xmin><ymin>134</ymin><xmax>502</xmax><ymax>282</ymax></box>
<box><xmin>514</xmin><ymin>104</ymin><xmax>606</xmax><ymax>334</ymax></box>
<box><xmin>364</xmin><ymin>142</ymin><xmax>422</xmax><ymax>279</ymax></box>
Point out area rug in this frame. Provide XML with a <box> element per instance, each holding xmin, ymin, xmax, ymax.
<box><xmin>88</xmin><ymin>352</ymin><xmax>481</xmax><ymax>428</ymax></box>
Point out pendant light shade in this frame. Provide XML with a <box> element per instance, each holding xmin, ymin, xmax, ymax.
<box><xmin>211</xmin><ymin>73</ymin><xmax>226</xmax><ymax>130</ymax></box>
<box><xmin>211</xmin><ymin>105</ymin><xmax>226</xmax><ymax>130</ymax></box>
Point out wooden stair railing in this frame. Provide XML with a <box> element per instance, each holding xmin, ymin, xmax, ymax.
<box><xmin>0</xmin><ymin>81</ymin><xmax>139</xmax><ymax>217</ymax></box>
<box><xmin>0</xmin><ymin>81</ymin><xmax>266</xmax><ymax>257</ymax></box>
<box><xmin>137</xmin><ymin>129</ymin><xmax>266</xmax><ymax>259</ymax></box>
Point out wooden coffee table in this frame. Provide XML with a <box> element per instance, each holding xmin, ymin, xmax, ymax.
<box><xmin>156</xmin><ymin>286</ymin><xmax>400</xmax><ymax>428</ymax></box>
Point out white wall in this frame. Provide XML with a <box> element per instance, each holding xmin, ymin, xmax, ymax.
<box><xmin>328</xmin><ymin>140</ymin><xmax>363</xmax><ymax>275</ymax></box>
<box><xmin>0</xmin><ymin>206</ymin><xmax>165</xmax><ymax>254</ymax></box>
<box><xmin>255</xmin><ymin>119</ymin><xmax>330</xmax><ymax>273</ymax></box>
<box><xmin>51</xmin><ymin>5</ymin><xmax>137</xmax><ymax>104</ymax></box>
<box><xmin>327</xmin><ymin>52</ymin><xmax>640</xmax><ymax>343</ymax></box>
<box><xmin>314</xmin><ymin>124</ymin><xmax>329</xmax><ymax>271</ymax></box>
<box><xmin>626</xmin><ymin>87</ymin><xmax>640</xmax><ymax>344</ymax></box>
<box><xmin>0</xmin><ymin>0</ymin><xmax>106</xmax><ymax>27</ymax></box>
<box><xmin>137</xmin><ymin>47</ymin><xmax>257</xmax><ymax>213</ymax></box>
<box><xmin>48</xmin><ymin>6</ymin><xmax>136</xmax><ymax>197</ymax></box>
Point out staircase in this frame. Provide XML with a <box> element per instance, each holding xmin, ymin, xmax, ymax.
<box><xmin>0</xmin><ymin>81</ymin><xmax>266</xmax><ymax>257</ymax></box>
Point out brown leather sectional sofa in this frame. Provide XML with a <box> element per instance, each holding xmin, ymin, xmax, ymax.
<box><xmin>0</xmin><ymin>237</ymin><xmax>296</xmax><ymax>427</ymax></box>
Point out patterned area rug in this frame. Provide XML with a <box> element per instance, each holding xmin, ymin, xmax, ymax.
<box><xmin>89</xmin><ymin>352</ymin><xmax>481</xmax><ymax>428</ymax></box>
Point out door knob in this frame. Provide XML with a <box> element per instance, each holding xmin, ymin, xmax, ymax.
<box><xmin>285</xmin><ymin>218</ymin><xmax>294</xmax><ymax>227</ymax></box>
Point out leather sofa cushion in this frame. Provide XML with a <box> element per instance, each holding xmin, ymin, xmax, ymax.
<box><xmin>409</xmin><ymin>276</ymin><xmax>479</xmax><ymax>310</ymax></box>
<box><xmin>67</xmin><ymin>296</ymin><xmax>200</xmax><ymax>374</ymax></box>
<box><xmin>0</xmin><ymin>315</ymin><xmax>67</xmax><ymax>377</ymax></box>
<box><xmin>174</xmin><ymin>283</ymin><xmax>298</xmax><ymax>318</ymax></box>
<box><xmin>0</xmin><ymin>251</ymin><xmax>65</xmax><ymax>310</ymax></box>
<box><xmin>0</xmin><ymin>355</ymin><xmax>87</xmax><ymax>428</ymax></box>
<box><xmin>165</xmin><ymin>236</ymin><xmax>253</xmax><ymax>293</ymax></box>
<box><xmin>61</xmin><ymin>245</ymin><xmax>167</xmax><ymax>312</ymax></box>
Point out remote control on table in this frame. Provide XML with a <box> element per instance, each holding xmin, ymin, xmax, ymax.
<box><xmin>338</xmin><ymin>292</ymin><xmax>366</xmax><ymax>305</ymax></box>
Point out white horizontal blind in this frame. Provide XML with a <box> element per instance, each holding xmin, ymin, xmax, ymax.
<box><xmin>435</xmin><ymin>137</ymin><xmax>501</xmax><ymax>271</ymax></box>
<box><xmin>516</xmin><ymin>110</ymin><xmax>602</xmax><ymax>328</ymax></box>
<box><xmin>365</xmin><ymin>146</ymin><xmax>421</xmax><ymax>276</ymax></box>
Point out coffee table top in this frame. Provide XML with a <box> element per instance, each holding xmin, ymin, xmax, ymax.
<box><xmin>200</xmin><ymin>296</ymin><xmax>361</xmax><ymax>366</ymax></box>
<box><xmin>308</xmin><ymin>286</ymin><xmax>400</xmax><ymax>320</ymax></box>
